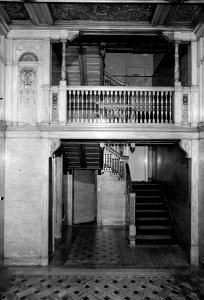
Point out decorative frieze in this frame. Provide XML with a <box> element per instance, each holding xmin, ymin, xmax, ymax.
<box><xmin>179</xmin><ymin>139</ymin><xmax>192</xmax><ymax>159</ymax></box>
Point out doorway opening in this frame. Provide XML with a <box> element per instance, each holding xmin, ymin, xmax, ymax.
<box><xmin>49</xmin><ymin>140</ymin><xmax>190</xmax><ymax>268</ymax></box>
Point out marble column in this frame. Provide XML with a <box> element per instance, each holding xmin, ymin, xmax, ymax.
<box><xmin>55</xmin><ymin>155</ymin><xmax>63</xmax><ymax>239</ymax></box>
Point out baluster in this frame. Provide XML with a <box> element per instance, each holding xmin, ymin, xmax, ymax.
<box><xmin>118</xmin><ymin>91</ymin><xmax>122</xmax><ymax>123</ymax></box>
<box><xmin>85</xmin><ymin>90</ymin><xmax>88</xmax><ymax>122</ymax></box>
<box><xmin>93</xmin><ymin>91</ymin><xmax>97</xmax><ymax>123</ymax></box>
<box><xmin>161</xmin><ymin>91</ymin><xmax>164</xmax><ymax>123</ymax></box>
<box><xmin>169</xmin><ymin>91</ymin><xmax>172</xmax><ymax>123</ymax></box>
<box><xmin>144</xmin><ymin>91</ymin><xmax>147</xmax><ymax>123</ymax></box>
<box><xmin>100</xmin><ymin>91</ymin><xmax>103</xmax><ymax>123</ymax></box>
<box><xmin>152</xmin><ymin>91</ymin><xmax>155</xmax><ymax>123</ymax></box>
<box><xmin>91</xmin><ymin>91</ymin><xmax>94</xmax><ymax>123</ymax></box>
<box><xmin>156</xmin><ymin>91</ymin><xmax>160</xmax><ymax>123</ymax></box>
<box><xmin>104</xmin><ymin>91</ymin><xmax>108</xmax><ymax>123</ymax></box>
<box><xmin>76</xmin><ymin>90</ymin><xmax>79</xmax><ymax>122</ymax></box>
<box><xmin>122</xmin><ymin>91</ymin><xmax>125</xmax><ymax>123</ymax></box>
<box><xmin>148</xmin><ymin>91</ymin><xmax>151</xmax><ymax>123</ymax></box>
<box><xmin>68</xmin><ymin>90</ymin><xmax>72</xmax><ymax>123</ymax></box>
<box><xmin>135</xmin><ymin>91</ymin><xmax>138</xmax><ymax>123</ymax></box>
<box><xmin>164</xmin><ymin>91</ymin><xmax>168</xmax><ymax>123</ymax></box>
<box><xmin>110</xmin><ymin>90</ymin><xmax>113</xmax><ymax>123</ymax></box>
<box><xmin>127</xmin><ymin>91</ymin><xmax>130</xmax><ymax>123</ymax></box>
<box><xmin>73</xmin><ymin>90</ymin><xmax>76</xmax><ymax>122</ymax></box>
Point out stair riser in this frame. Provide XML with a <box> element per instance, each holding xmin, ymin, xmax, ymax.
<box><xmin>137</xmin><ymin>229</ymin><xmax>174</xmax><ymax>235</ymax></box>
<box><xmin>136</xmin><ymin>204</ymin><xmax>166</xmax><ymax>210</ymax></box>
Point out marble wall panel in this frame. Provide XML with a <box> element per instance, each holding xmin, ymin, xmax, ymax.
<box><xmin>101</xmin><ymin>171</ymin><xmax>125</xmax><ymax>226</ymax></box>
<box><xmin>0</xmin><ymin>136</ymin><xmax>5</xmax><ymax>264</ymax></box>
<box><xmin>199</xmin><ymin>138</ymin><xmax>204</xmax><ymax>265</ymax></box>
<box><xmin>74</xmin><ymin>170</ymin><xmax>96</xmax><ymax>224</ymax></box>
<box><xmin>4</xmin><ymin>137</ymin><xmax>48</xmax><ymax>265</ymax></box>
<box><xmin>156</xmin><ymin>144</ymin><xmax>190</xmax><ymax>251</ymax></box>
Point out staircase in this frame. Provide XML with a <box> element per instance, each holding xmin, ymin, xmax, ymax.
<box><xmin>66</xmin><ymin>46</ymin><xmax>101</xmax><ymax>86</ymax></box>
<box><xmin>132</xmin><ymin>182</ymin><xmax>177</xmax><ymax>245</ymax></box>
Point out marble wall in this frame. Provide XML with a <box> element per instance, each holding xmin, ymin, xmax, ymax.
<box><xmin>156</xmin><ymin>144</ymin><xmax>190</xmax><ymax>251</ymax></box>
<box><xmin>4</xmin><ymin>135</ymin><xmax>49</xmax><ymax>265</ymax></box>
<box><xmin>199</xmin><ymin>138</ymin><xmax>204</xmax><ymax>265</ymax></box>
<box><xmin>73</xmin><ymin>170</ymin><xmax>96</xmax><ymax>224</ymax></box>
<box><xmin>0</xmin><ymin>135</ymin><xmax>5</xmax><ymax>264</ymax></box>
<box><xmin>101</xmin><ymin>171</ymin><xmax>125</xmax><ymax>226</ymax></box>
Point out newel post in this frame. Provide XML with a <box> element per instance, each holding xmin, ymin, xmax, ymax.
<box><xmin>174</xmin><ymin>41</ymin><xmax>182</xmax><ymax>125</ymax></box>
<box><xmin>129</xmin><ymin>192</ymin><xmax>136</xmax><ymax>247</ymax></box>
<box><xmin>59</xmin><ymin>39</ymin><xmax>67</xmax><ymax>125</ymax></box>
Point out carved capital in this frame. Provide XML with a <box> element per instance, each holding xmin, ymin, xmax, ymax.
<box><xmin>179</xmin><ymin>139</ymin><xmax>192</xmax><ymax>159</ymax></box>
<box><xmin>50</xmin><ymin>139</ymin><xmax>61</xmax><ymax>156</ymax></box>
<box><xmin>15</xmin><ymin>40</ymin><xmax>42</xmax><ymax>62</ymax></box>
<box><xmin>162</xmin><ymin>31</ymin><xmax>174</xmax><ymax>43</ymax></box>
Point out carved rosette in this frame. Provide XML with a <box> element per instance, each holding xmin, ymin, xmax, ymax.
<box><xmin>179</xmin><ymin>139</ymin><xmax>192</xmax><ymax>159</ymax></box>
<box><xmin>50</xmin><ymin>139</ymin><xmax>61</xmax><ymax>156</ymax></box>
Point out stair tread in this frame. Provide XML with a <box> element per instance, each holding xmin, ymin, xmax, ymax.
<box><xmin>137</xmin><ymin>209</ymin><xmax>167</xmax><ymax>212</ymax></box>
<box><xmin>136</xmin><ymin>203</ymin><xmax>164</xmax><ymax>205</ymax></box>
<box><xmin>137</xmin><ymin>217</ymin><xmax>169</xmax><ymax>220</ymax></box>
<box><xmin>136</xmin><ymin>234</ymin><xmax>173</xmax><ymax>240</ymax></box>
<box><xmin>138</xmin><ymin>225</ymin><xmax>173</xmax><ymax>230</ymax></box>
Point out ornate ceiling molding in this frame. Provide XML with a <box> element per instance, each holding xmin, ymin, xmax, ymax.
<box><xmin>50</xmin><ymin>4</ymin><xmax>154</xmax><ymax>22</ymax></box>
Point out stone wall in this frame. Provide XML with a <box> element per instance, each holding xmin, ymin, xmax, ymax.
<box><xmin>4</xmin><ymin>135</ymin><xmax>49</xmax><ymax>265</ymax></box>
<box><xmin>199</xmin><ymin>138</ymin><xmax>204</xmax><ymax>265</ymax></box>
<box><xmin>0</xmin><ymin>135</ymin><xmax>5</xmax><ymax>264</ymax></box>
<box><xmin>101</xmin><ymin>171</ymin><xmax>125</xmax><ymax>226</ymax></box>
<box><xmin>73</xmin><ymin>170</ymin><xmax>96</xmax><ymax>224</ymax></box>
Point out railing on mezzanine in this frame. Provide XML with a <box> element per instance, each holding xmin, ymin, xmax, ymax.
<box><xmin>48</xmin><ymin>85</ymin><xmax>192</xmax><ymax>126</ymax></box>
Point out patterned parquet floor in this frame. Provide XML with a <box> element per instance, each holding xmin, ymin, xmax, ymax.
<box><xmin>2</xmin><ymin>226</ymin><xmax>202</xmax><ymax>300</ymax></box>
<box><xmin>52</xmin><ymin>226</ymin><xmax>189</xmax><ymax>268</ymax></box>
<box><xmin>1</xmin><ymin>273</ymin><xmax>203</xmax><ymax>299</ymax></box>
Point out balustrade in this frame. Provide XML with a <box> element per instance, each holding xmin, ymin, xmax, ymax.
<box><xmin>103</xmin><ymin>144</ymin><xmax>128</xmax><ymax>180</ymax></box>
<box><xmin>48</xmin><ymin>85</ymin><xmax>195</xmax><ymax>126</ymax></box>
<box><xmin>66</xmin><ymin>86</ymin><xmax>174</xmax><ymax>124</ymax></box>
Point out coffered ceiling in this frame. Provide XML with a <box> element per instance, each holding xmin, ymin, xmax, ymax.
<box><xmin>0</xmin><ymin>1</ymin><xmax>204</xmax><ymax>36</ymax></box>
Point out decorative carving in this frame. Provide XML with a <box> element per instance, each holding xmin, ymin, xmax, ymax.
<box><xmin>50</xmin><ymin>4</ymin><xmax>154</xmax><ymax>22</ymax></box>
<box><xmin>182</xmin><ymin>93</ymin><xmax>190</xmax><ymax>124</ymax></box>
<box><xmin>50</xmin><ymin>139</ymin><xmax>61</xmax><ymax>156</ymax></box>
<box><xmin>19</xmin><ymin>52</ymin><xmax>38</xmax><ymax>62</ymax></box>
<box><xmin>179</xmin><ymin>139</ymin><xmax>192</xmax><ymax>159</ymax></box>
<box><xmin>2</xmin><ymin>3</ymin><xmax>29</xmax><ymax>20</ymax></box>
<box><xmin>15</xmin><ymin>41</ymin><xmax>42</xmax><ymax>62</ymax></box>
<box><xmin>52</xmin><ymin>93</ymin><xmax>59</xmax><ymax>123</ymax></box>
<box><xmin>67</xmin><ymin>31</ymin><xmax>79</xmax><ymax>42</ymax></box>
<box><xmin>162</xmin><ymin>32</ymin><xmax>174</xmax><ymax>43</ymax></box>
<box><xmin>173</xmin><ymin>5</ymin><xmax>202</xmax><ymax>23</ymax></box>
<box><xmin>19</xmin><ymin>67</ymin><xmax>37</xmax><ymax>89</ymax></box>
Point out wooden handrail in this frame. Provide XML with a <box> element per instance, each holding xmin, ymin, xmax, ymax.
<box><xmin>67</xmin><ymin>86</ymin><xmax>174</xmax><ymax>92</ymax></box>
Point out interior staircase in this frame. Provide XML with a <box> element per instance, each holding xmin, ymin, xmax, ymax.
<box><xmin>132</xmin><ymin>182</ymin><xmax>177</xmax><ymax>245</ymax></box>
<box><xmin>66</xmin><ymin>45</ymin><xmax>101</xmax><ymax>86</ymax></box>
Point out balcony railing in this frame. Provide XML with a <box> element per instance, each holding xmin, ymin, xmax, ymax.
<box><xmin>49</xmin><ymin>85</ymin><xmax>181</xmax><ymax>125</ymax></box>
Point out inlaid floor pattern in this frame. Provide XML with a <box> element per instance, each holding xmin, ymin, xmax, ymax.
<box><xmin>55</xmin><ymin>226</ymin><xmax>189</xmax><ymax>268</ymax></box>
<box><xmin>1</xmin><ymin>275</ymin><xmax>201</xmax><ymax>300</ymax></box>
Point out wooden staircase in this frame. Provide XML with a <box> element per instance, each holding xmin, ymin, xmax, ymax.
<box><xmin>132</xmin><ymin>182</ymin><xmax>177</xmax><ymax>245</ymax></box>
<box><xmin>66</xmin><ymin>46</ymin><xmax>101</xmax><ymax>86</ymax></box>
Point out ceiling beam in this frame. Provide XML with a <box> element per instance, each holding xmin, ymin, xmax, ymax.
<box><xmin>151</xmin><ymin>3</ymin><xmax>183</xmax><ymax>27</ymax></box>
<box><xmin>0</xmin><ymin>4</ymin><xmax>10</xmax><ymax>36</ymax></box>
<box><xmin>24</xmin><ymin>3</ymin><xmax>53</xmax><ymax>26</ymax></box>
